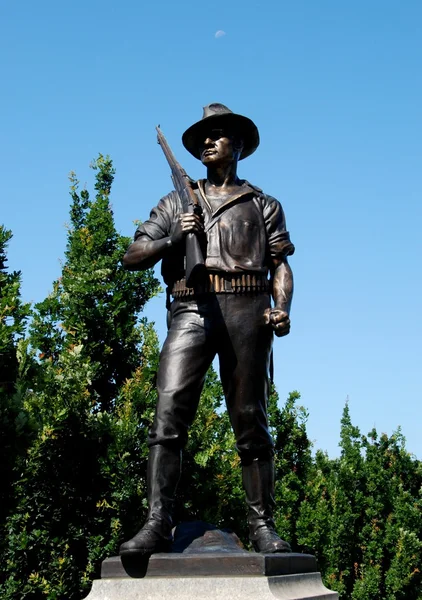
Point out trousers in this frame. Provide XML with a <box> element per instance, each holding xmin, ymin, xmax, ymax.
<box><xmin>147</xmin><ymin>292</ymin><xmax>274</xmax><ymax>462</ymax></box>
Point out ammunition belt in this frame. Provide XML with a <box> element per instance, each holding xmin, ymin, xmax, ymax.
<box><xmin>171</xmin><ymin>272</ymin><xmax>270</xmax><ymax>299</ymax></box>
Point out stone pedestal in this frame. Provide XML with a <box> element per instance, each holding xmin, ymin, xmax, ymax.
<box><xmin>87</xmin><ymin>571</ymin><xmax>338</xmax><ymax>600</ymax></box>
<box><xmin>84</xmin><ymin>523</ymin><xmax>338</xmax><ymax>600</ymax></box>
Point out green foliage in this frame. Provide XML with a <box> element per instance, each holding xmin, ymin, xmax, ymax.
<box><xmin>0</xmin><ymin>226</ymin><xmax>34</xmax><ymax>561</ymax></box>
<box><xmin>352</xmin><ymin>429</ymin><xmax>422</xmax><ymax>600</ymax></box>
<box><xmin>1</xmin><ymin>157</ymin><xmax>160</xmax><ymax>599</ymax></box>
<box><xmin>324</xmin><ymin>403</ymin><xmax>367</xmax><ymax>597</ymax></box>
<box><xmin>269</xmin><ymin>389</ymin><xmax>312</xmax><ymax>547</ymax></box>
<box><xmin>29</xmin><ymin>155</ymin><xmax>159</xmax><ymax>412</ymax></box>
<box><xmin>1</xmin><ymin>159</ymin><xmax>422</xmax><ymax>600</ymax></box>
<box><xmin>2</xmin><ymin>324</ymin><xmax>161</xmax><ymax>600</ymax></box>
<box><xmin>0</xmin><ymin>226</ymin><xmax>31</xmax><ymax>388</ymax></box>
<box><xmin>296</xmin><ymin>403</ymin><xmax>422</xmax><ymax>599</ymax></box>
<box><xmin>178</xmin><ymin>368</ymin><xmax>245</xmax><ymax>537</ymax></box>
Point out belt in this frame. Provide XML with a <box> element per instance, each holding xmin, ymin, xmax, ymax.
<box><xmin>171</xmin><ymin>272</ymin><xmax>270</xmax><ymax>299</ymax></box>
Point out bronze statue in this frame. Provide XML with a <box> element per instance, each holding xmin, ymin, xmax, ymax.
<box><xmin>121</xmin><ymin>103</ymin><xmax>295</xmax><ymax>556</ymax></box>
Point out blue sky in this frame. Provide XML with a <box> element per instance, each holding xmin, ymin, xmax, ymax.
<box><xmin>1</xmin><ymin>1</ymin><xmax>421</xmax><ymax>458</ymax></box>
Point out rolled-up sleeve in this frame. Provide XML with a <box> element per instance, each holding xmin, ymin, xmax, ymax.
<box><xmin>262</xmin><ymin>195</ymin><xmax>295</xmax><ymax>258</ymax></box>
<box><xmin>134</xmin><ymin>193</ymin><xmax>175</xmax><ymax>242</ymax></box>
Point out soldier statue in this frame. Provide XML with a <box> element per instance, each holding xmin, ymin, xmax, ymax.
<box><xmin>121</xmin><ymin>103</ymin><xmax>295</xmax><ymax>555</ymax></box>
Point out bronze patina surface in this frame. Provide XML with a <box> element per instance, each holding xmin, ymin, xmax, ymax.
<box><xmin>121</xmin><ymin>104</ymin><xmax>295</xmax><ymax>557</ymax></box>
<box><xmin>105</xmin><ymin>523</ymin><xmax>315</xmax><ymax>579</ymax></box>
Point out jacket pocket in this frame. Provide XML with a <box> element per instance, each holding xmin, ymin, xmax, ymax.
<box><xmin>224</xmin><ymin>219</ymin><xmax>262</xmax><ymax>263</ymax></box>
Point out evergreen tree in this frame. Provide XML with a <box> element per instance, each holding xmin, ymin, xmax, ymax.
<box><xmin>325</xmin><ymin>403</ymin><xmax>366</xmax><ymax>597</ymax></box>
<box><xmin>296</xmin><ymin>403</ymin><xmax>422</xmax><ymax>600</ymax></box>
<box><xmin>178</xmin><ymin>367</ymin><xmax>245</xmax><ymax>536</ymax></box>
<box><xmin>269</xmin><ymin>389</ymin><xmax>313</xmax><ymax>549</ymax></box>
<box><xmin>2</xmin><ymin>157</ymin><xmax>160</xmax><ymax>600</ymax></box>
<box><xmin>352</xmin><ymin>428</ymin><xmax>422</xmax><ymax>600</ymax></box>
<box><xmin>0</xmin><ymin>226</ymin><xmax>33</xmax><ymax>559</ymax></box>
<box><xmin>0</xmin><ymin>226</ymin><xmax>31</xmax><ymax>389</ymax></box>
<box><xmin>2</xmin><ymin>161</ymin><xmax>422</xmax><ymax>599</ymax></box>
<box><xmin>29</xmin><ymin>155</ymin><xmax>158</xmax><ymax>412</ymax></box>
<box><xmin>296</xmin><ymin>447</ymin><xmax>333</xmax><ymax>567</ymax></box>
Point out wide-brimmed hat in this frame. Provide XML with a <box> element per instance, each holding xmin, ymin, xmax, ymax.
<box><xmin>182</xmin><ymin>103</ymin><xmax>260</xmax><ymax>161</ymax></box>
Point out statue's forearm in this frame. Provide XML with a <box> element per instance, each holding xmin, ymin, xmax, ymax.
<box><xmin>123</xmin><ymin>237</ymin><xmax>173</xmax><ymax>271</ymax></box>
<box><xmin>271</xmin><ymin>257</ymin><xmax>294</xmax><ymax>314</ymax></box>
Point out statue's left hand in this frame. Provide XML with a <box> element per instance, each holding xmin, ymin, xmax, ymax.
<box><xmin>264</xmin><ymin>308</ymin><xmax>290</xmax><ymax>337</ymax></box>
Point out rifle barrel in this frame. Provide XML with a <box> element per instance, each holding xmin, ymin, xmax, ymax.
<box><xmin>155</xmin><ymin>125</ymin><xmax>205</xmax><ymax>286</ymax></box>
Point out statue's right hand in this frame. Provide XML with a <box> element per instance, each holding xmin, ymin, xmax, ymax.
<box><xmin>170</xmin><ymin>213</ymin><xmax>204</xmax><ymax>245</ymax></box>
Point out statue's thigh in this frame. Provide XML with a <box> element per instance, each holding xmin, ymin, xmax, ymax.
<box><xmin>218</xmin><ymin>294</ymin><xmax>272</xmax><ymax>385</ymax></box>
<box><xmin>155</xmin><ymin>301</ymin><xmax>215</xmax><ymax>435</ymax></box>
<box><xmin>217</xmin><ymin>294</ymin><xmax>273</xmax><ymax>452</ymax></box>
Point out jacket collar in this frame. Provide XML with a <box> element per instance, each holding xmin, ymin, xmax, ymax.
<box><xmin>197</xmin><ymin>179</ymin><xmax>256</xmax><ymax>218</ymax></box>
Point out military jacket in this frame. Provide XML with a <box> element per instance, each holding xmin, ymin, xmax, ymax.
<box><xmin>134</xmin><ymin>180</ymin><xmax>294</xmax><ymax>287</ymax></box>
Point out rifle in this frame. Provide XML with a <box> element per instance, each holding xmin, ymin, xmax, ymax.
<box><xmin>156</xmin><ymin>126</ymin><xmax>205</xmax><ymax>287</ymax></box>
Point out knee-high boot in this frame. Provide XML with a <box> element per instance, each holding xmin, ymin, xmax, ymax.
<box><xmin>119</xmin><ymin>444</ymin><xmax>181</xmax><ymax>555</ymax></box>
<box><xmin>242</xmin><ymin>457</ymin><xmax>291</xmax><ymax>553</ymax></box>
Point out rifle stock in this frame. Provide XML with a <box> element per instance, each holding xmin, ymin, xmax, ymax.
<box><xmin>156</xmin><ymin>126</ymin><xmax>205</xmax><ymax>287</ymax></box>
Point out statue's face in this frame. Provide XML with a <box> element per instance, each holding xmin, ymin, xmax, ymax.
<box><xmin>199</xmin><ymin>128</ymin><xmax>239</xmax><ymax>166</ymax></box>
